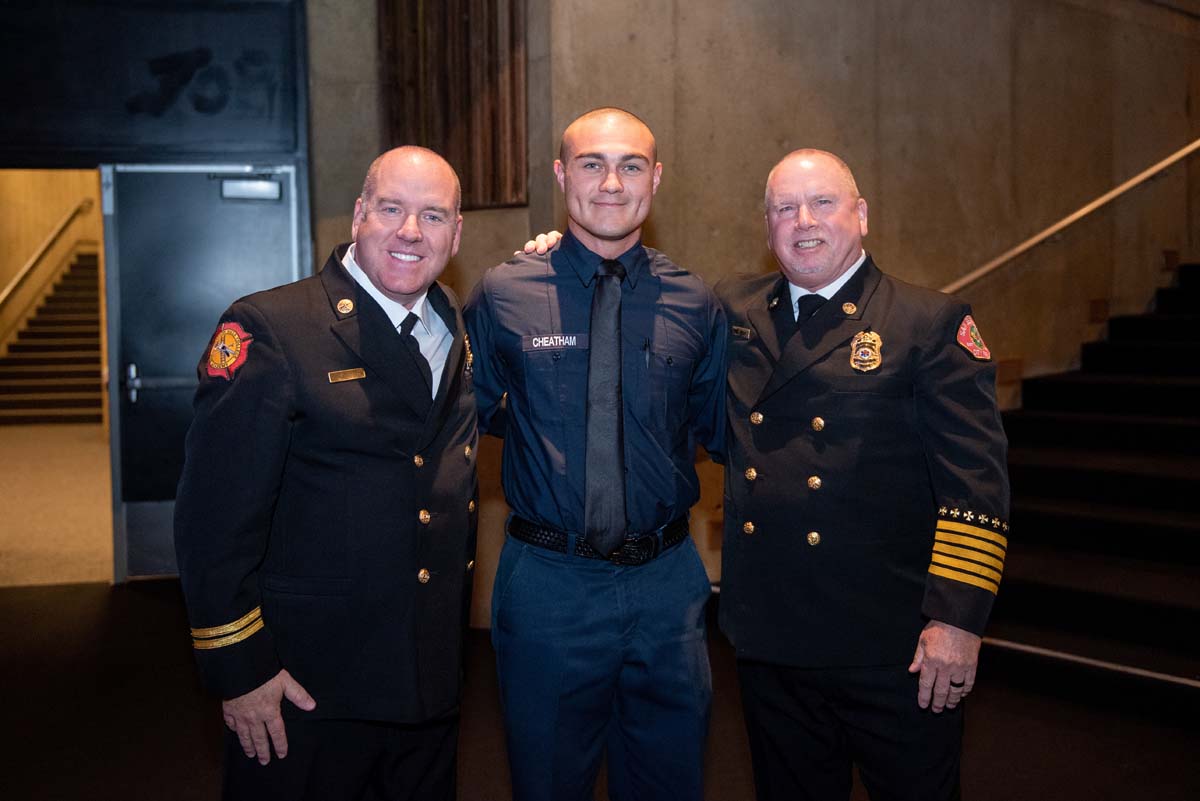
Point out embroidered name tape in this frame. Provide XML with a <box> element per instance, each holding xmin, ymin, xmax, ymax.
<box><xmin>521</xmin><ymin>334</ymin><xmax>589</xmax><ymax>351</ymax></box>
<box><xmin>731</xmin><ymin>325</ymin><xmax>752</xmax><ymax>340</ymax></box>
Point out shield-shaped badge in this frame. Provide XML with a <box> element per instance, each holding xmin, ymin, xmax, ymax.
<box><xmin>850</xmin><ymin>330</ymin><xmax>882</xmax><ymax>372</ymax></box>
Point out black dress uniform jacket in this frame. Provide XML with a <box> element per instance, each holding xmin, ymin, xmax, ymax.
<box><xmin>174</xmin><ymin>246</ymin><xmax>478</xmax><ymax>723</ymax></box>
<box><xmin>716</xmin><ymin>256</ymin><xmax>1009</xmax><ymax>668</ymax></box>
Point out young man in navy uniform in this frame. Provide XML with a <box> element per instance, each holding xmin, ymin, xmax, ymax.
<box><xmin>174</xmin><ymin>146</ymin><xmax>479</xmax><ymax>800</ymax></box>
<box><xmin>465</xmin><ymin>108</ymin><xmax>727</xmax><ymax>801</ymax></box>
<box><xmin>715</xmin><ymin>149</ymin><xmax>1010</xmax><ymax>801</ymax></box>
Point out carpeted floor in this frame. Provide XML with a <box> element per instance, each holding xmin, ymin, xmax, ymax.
<box><xmin>0</xmin><ymin>423</ymin><xmax>112</xmax><ymax>586</ymax></box>
<box><xmin>3</xmin><ymin>580</ymin><xmax>1198</xmax><ymax>801</ymax></box>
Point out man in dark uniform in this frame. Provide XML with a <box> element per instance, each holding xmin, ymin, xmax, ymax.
<box><xmin>174</xmin><ymin>146</ymin><xmax>479</xmax><ymax>800</ymax></box>
<box><xmin>465</xmin><ymin>108</ymin><xmax>727</xmax><ymax>801</ymax></box>
<box><xmin>715</xmin><ymin>149</ymin><xmax>1009</xmax><ymax>801</ymax></box>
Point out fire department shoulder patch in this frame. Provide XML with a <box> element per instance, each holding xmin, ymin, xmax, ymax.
<box><xmin>206</xmin><ymin>322</ymin><xmax>254</xmax><ymax>380</ymax></box>
<box><xmin>955</xmin><ymin>315</ymin><xmax>991</xmax><ymax>360</ymax></box>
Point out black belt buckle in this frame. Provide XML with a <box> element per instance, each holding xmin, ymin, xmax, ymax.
<box><xmin>612</xmin><ymin>533</ymin><xmax>660</xmax><ymax>566</ymax></box>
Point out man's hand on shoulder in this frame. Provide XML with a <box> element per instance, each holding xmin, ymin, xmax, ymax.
<box><xmin>222</xmin><ymin>668</ymin><xmax>316</xmax><ymax>765</ymax></box>
<box><xmin>908</xmin><ymin>620</ymin><xmax>981</xmax><ymax>713</ymax></box>
<box><xmin>515</xmin><ymin>230</ymin><xmax>562</xmax><ymax>255</ymax></box>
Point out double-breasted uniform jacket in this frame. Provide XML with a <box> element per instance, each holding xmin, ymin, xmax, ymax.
<box><xmin>174</xmin><ymin>245</ymin><xmax>479</xmax><ymax>724</ymax></box>
<box><xmin>715</xmin><ymin>256</ymin><xmax>1010</xmax><ymax>668</ymax></box>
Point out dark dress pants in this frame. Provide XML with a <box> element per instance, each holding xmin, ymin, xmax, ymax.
<box><xmin>222</xmin><ymin>713</ymin><xmax>459</xmax><ymax>801</ymax></box>
<box><xmin>491</xmin><ymin>536</ymin><xmax>713</xmax><ymax>801</ymax></box>
<box><xmin>737</xmin><ymin>660</ymin><xmax>963</xmax><ymax>801</ymax></box>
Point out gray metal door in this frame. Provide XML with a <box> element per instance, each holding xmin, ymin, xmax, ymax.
<box><xmin>102</xmin><ymin>164</ymin><xmax>302</xmax><ymax>579</ymax></box>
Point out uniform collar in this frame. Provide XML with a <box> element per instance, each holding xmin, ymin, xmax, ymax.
<box><xmin>553</xmin><ymin>229</ymin><xmax>648</xmax><ymax>290</ymax></box>
<box><xmin>343</xmin><ymin>243</ymin><xmax>433</xmax><ymax>333</ymax></box>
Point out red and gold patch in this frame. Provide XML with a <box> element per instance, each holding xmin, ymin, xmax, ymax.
<box><xmin>956</xmin><ymin>315</ymin><xmax>991</xmax><ymax>360</ymax></box>
<box><xmin>206</xmin><ymin>322</ymin><xmax>254</xmax><ymax>380</ymax></box>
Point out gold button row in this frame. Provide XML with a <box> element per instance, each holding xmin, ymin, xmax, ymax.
<box><xmin>414</xmin><ymin>446</ymin><xmax>473</xmax><ymax>467</ymax></box>
<box><xmin>739</xmin><ymin>523</ymin><xmax>821</xmax><ymax>546</ymax></box>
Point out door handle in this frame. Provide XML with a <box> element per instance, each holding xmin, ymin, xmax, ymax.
<box><xmin>122</xmin><ymin>363</ymin><xmax>196</xmax><ymax>404</ymax></box>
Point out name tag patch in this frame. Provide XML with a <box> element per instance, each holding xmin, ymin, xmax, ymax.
<box><xmin>328</xmin><ymin>368</ymin><xmax>366</xmax><ymax>383</ymax></box>
<box><xmin>731</xmin><ymin>325</ymin><xmax>752</xmax><ymax>340</ymax></box>
<box><xmin>521</xmin><ymin>334</ymin><xmax>589</xmax><ymax>351</ymax></box>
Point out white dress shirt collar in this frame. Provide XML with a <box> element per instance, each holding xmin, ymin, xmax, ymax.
<box><xmin>788</xmin><ymin>249</ymin><xmax>867</xmax><ymax>318</ymax></box>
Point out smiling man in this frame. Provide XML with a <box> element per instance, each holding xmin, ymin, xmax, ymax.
<box><xmin>465</xmin><ymin>108</ymin><xmax>727</xmax><ymax>801</ymax></box>
<box><xmin>714</xmin><ymin>149</ymin><xmax>1010</xmax><ymax>801</ymax></box>
<box><xmin>175</xmin><ymin>146</ymin><xmax>479</xmax><ymax>800</ymax></box>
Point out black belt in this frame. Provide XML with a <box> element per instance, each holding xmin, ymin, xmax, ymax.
<box><xmin>507</xmin><ymin>515</ymin><xmax>689</xmax><ymax>567</ymax></box>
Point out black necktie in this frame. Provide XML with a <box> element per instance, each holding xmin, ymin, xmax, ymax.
<box><xmin>796</xmin><ymin>294</ymin><xmax>826</xmax><ymax>325</ymax></box>
<box><xmin>584</xmin><ymin>258</ymin><xmax>628</xmax><ymax>557</ymax></box>
<box><xmin>400</xmin><ymin>313</ymin><xmax>434</xmax><ymax>394</ymax></box>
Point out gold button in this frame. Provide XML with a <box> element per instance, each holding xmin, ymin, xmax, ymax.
<box><xmin>468</xmin><ymin>500</ymin><xmax>476</xmax><ymax>513</ymax></box>
<box><xmin>743</xmin><ymin>521</ymin><xmax>755</xmax><ymax>535</ymax></box>
<box><xmin>806</xmin><ymin>531</ymin><xmax>821</xmax><ymax>546</ymax></box>
<box><xmin>464</xmin><ymin>445</ymin><xmax>472</xmax><ymax>459</ymax></box>
<box><xmin>419</xmin><ymin>509</ymin><xmax>431</xmax><ymax>524</ymax></box>
<box><xmin>336</xmin><ymin>298</ymin><xmax>354</xmax><ymax>314</ymax></box>
<box><xmin>811</xmin><ymin>416</ymin><xmax>825</xmax><ymax>431</ymax></box>
<box><xmin>744</xmin><ymin>467</ymin><xmax>758</xmax><ymax>481</ymax></box>
<box><xmin>750</xmin><ymin>412</ymin><xmax>764</xmax><ymax>425</ymax></box>
<box><xmin>842</xmin><ymin>302</ymin><xmax>857</xmax><ymax>315</ymax></box>
<box><xmin>417</xmin><ymin>568</ymin><xmax>431</xmax><ymax>583</ymax></box>
<box><xmin>467</xmin><ymin>560</ymin><xmax>475</xmax><ymax>571</ymax></box>
<box><xmin>807</xmin><ymin>476</ymin><xmax>822</xmax><ymax>490</ymax></box>
<box><xmin>413</xmin><ymin>454</ymin><xmax>424</xmax><ymax>467</ymax></box>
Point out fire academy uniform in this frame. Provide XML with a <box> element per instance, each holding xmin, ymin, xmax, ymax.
<box><xmin>715</xmin><ymin>255</ymin><xmax>1010</xmax><ymax>799</ymax></box>
<box><xmin>173</xmin><ymin>246</ymin><xmax>479</xmax><ymax>779</ymax></box>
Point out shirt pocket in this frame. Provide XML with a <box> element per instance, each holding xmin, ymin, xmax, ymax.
<box><xmin>648</xmin><ymin>349</ymin><xmax>696</xmax><ymax>439</ymax></box>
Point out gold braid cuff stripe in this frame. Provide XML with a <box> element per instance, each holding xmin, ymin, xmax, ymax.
<box><xmin>932</xmin><ymin>542</ymin><xmax>1005</xmax><ymax>572</ymax></box>
<box><xmin>190</xmin><ymin>607</ymin><xmax>262</xmax><ymax>639</ymax></box>
<box><xmin>193</xmin><ymin>618</ymin><xmax>265</xmax><ymax>650</ymax></box>
<box><xmin>937</xmin><ymin>520</ymin><xmax>1009</xmax><ymax>549</ymax></box>
<box><xmin>928</xmin><ymin>564</ymin><xmax>1000</xmax><ymax>595</ymax></box>
<box><xmin>934</xmin><ymin>531</ymin><xmax>1007</xmax><ymax>560</ymax></box>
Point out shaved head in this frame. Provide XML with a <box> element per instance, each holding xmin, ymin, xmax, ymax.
<box><xmin>559</xmin><ymin>107</ymin><xmax>658</xmax><ymax>164</ymax></box>
<box><xmin>361</xmin><ymin>146</ymin><xmax>461</xmax><ymax>214</ymax></box>
<box><xmin>765</xmin><ymin>149</ymin><xmax>859</xmax><ymax>209</ymax></box>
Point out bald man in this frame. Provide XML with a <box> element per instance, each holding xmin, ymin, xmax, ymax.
<box><xmin>715</xmin><ymin>149</ymin><xmax>1009</xmax><ymax>801</ymax></box>
<box><xmin>175</xmin><ymin>146</ymin><xmax>478</xmax><ymax>800</ymax></box>
<box><xmin>466</xmin><ymin>108</ymin><xmax>726</xmax><ymax>801</ymax></box>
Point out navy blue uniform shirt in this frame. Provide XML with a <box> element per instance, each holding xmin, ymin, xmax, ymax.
<box><xmin>465</xmin><ymin>231</ymin><xmax>727</xmax><ymax>534</ymax></box>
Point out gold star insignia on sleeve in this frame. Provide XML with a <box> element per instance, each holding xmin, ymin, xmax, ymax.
<box><xmin>992</xmin><ymin>518</ymin><xmax>1001</xmax><ymax>528</ymax></box>
<box><xmin>964</xmin><ymin>511</ymin><xmax>975</xmax><ymax>522</ymax></box>
<box><xmin>950</xmin><ymin>508</ymin><xmax>961</xmax><ymax>518</ymax></box>
<box><xmin>938</xmin><ymin>506</ymin><xmax>948</xmax><ymax>516</ymax></box>
<box><xmin>978</xmin><ymin>515</ymin><xmax>989</xmax><ymax>525</ymax></box>
<box><xmin>1002</xmin><ymin>522</ymin><xmax>1009</xmax><ymax>532</ymax></box>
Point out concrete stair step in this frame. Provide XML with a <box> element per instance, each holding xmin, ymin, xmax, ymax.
<box><xmin>1080</xmin><ymin>341</ymin><xmax>1200</xmax><ymax>375</ymax></box>
<box><xmin>27</xmin><ymin>315</ymin><xmax>101</xmax><ymax>326</ymax></box>
<box><xmin>0</xmin><ymin>378</ymin><xmax>102</xmax><ymax>394</ymax></box>
<box><xmin>17</xmin><ymin>328</ymin><xmax>100</xmax><ymax>340</ymax></box>
<box><xmin>1003</xmin><ymin>409</ymin><xmax>1200</xmax><ymax>454</ymax></box>
<box><xmin>0</xmin><ymin>353</ymin><xmax>101</xmax><ymax>367</ymax></box>
<box><xmin>1021</xmin><ymin>372</ymin><xmax>1200</xmax><ymax>416</ymax></box>
<box><xmin>7</xmin><ymin>340</ymin><xmax>100</xmax><ymax>353</ymax></box>
<box><xmin>0</xmin><ymin>365</ymin><xmax>100</xmax><ymax>380</ymax></box>
<box><xmin>1106</xmin><ymin>314</ymin><xmax>1200</xmax><ymax>342</ymax></box>
<box><xmin>0</xmin><ymin>408</ymin><xmax>102</xmax><ymax>425</ymax></box>
<box><xmin>0</xmin><ymin>393</ymin><xmax>102</xmax><ymax>410</ymax></box>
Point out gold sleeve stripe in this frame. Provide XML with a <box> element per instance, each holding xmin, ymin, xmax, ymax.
<box><xmin>933</xmin><ymin>542</ymin><xmax>1005</xmax><ymax>571</ymax></box>
<box><xmin>190</xmin><ymin>607</ymin><xmax>262</xmax><ymax>639</ymax></box>
<box><xmin>928</xmin><ymin>564</ymin><xmax>999</xmax><ymax>594</ymax></box>
<box><xmin>931</xmin><ymin>553</ymin><xmax>1003</xmax><ymax>583</ymax></box>
<box><xmin>935</xmin><ymin>531</ymin><xmax>1007</xmax><ymax>559</ymax></box>
<box><xmin>938</xmin><ymin>520</ymin><xmax>1008</xmax><ymax>548</ymax></box>
<box><xmin>192</xmin><ymin>618</ymin><xmax>265</xmax><ymax>650</ymax></box>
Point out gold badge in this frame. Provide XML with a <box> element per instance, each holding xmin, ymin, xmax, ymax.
<box><xmin>850</xmin><ymin>330</ymin><xmax>882</xmax><ymax>372</ymax></box>
<box><xmin>842</xmin><ymin>302</ymin><xmax>857</xmax><ymax>315</ymax></box>
<box><xmin>463</xmin><ymin>333</ymin><xmax>474</xmax><ymax>377</ymax></box>
<box><xmin>337</xmin><ymin>298</ymin><xmax>354</xmax><ymax>314</ymax></box>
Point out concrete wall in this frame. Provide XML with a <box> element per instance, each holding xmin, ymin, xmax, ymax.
<box><xmin>306</xmin><ymin>0</ymin><xmax>1200</xmax><ymax>625</ymax></box>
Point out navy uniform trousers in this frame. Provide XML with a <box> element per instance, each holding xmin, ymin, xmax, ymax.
<box><xmin>490</xmin><ymin>532</ymin><xmax>714</xmax><ymax>801</ymax></box>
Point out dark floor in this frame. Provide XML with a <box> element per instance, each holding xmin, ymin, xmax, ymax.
<box><xmin>3</xmin><ymin>580</ymin><xmax>1198</xmax><ymax>800</ymax></box>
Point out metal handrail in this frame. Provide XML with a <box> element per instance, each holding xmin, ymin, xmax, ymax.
<box><xmin>942</xmin><ymin>137</ymin><xmax>1200</xmax><ymax>294</ymax></box>
<box><xmin>0</xmin><ymin>197</ymin><xmax>94</xmax><ymax>310</ymax></box>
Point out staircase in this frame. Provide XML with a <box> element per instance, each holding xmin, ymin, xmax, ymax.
<box><xmin>0</xmin><ymin>252</ymin><xmax>103</xmax><ymax>425</ymax></box>
<box><xmin>992</xmin><ymin>262</ymin><xmax>1200</xmax><ymax>688</ymax></box>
